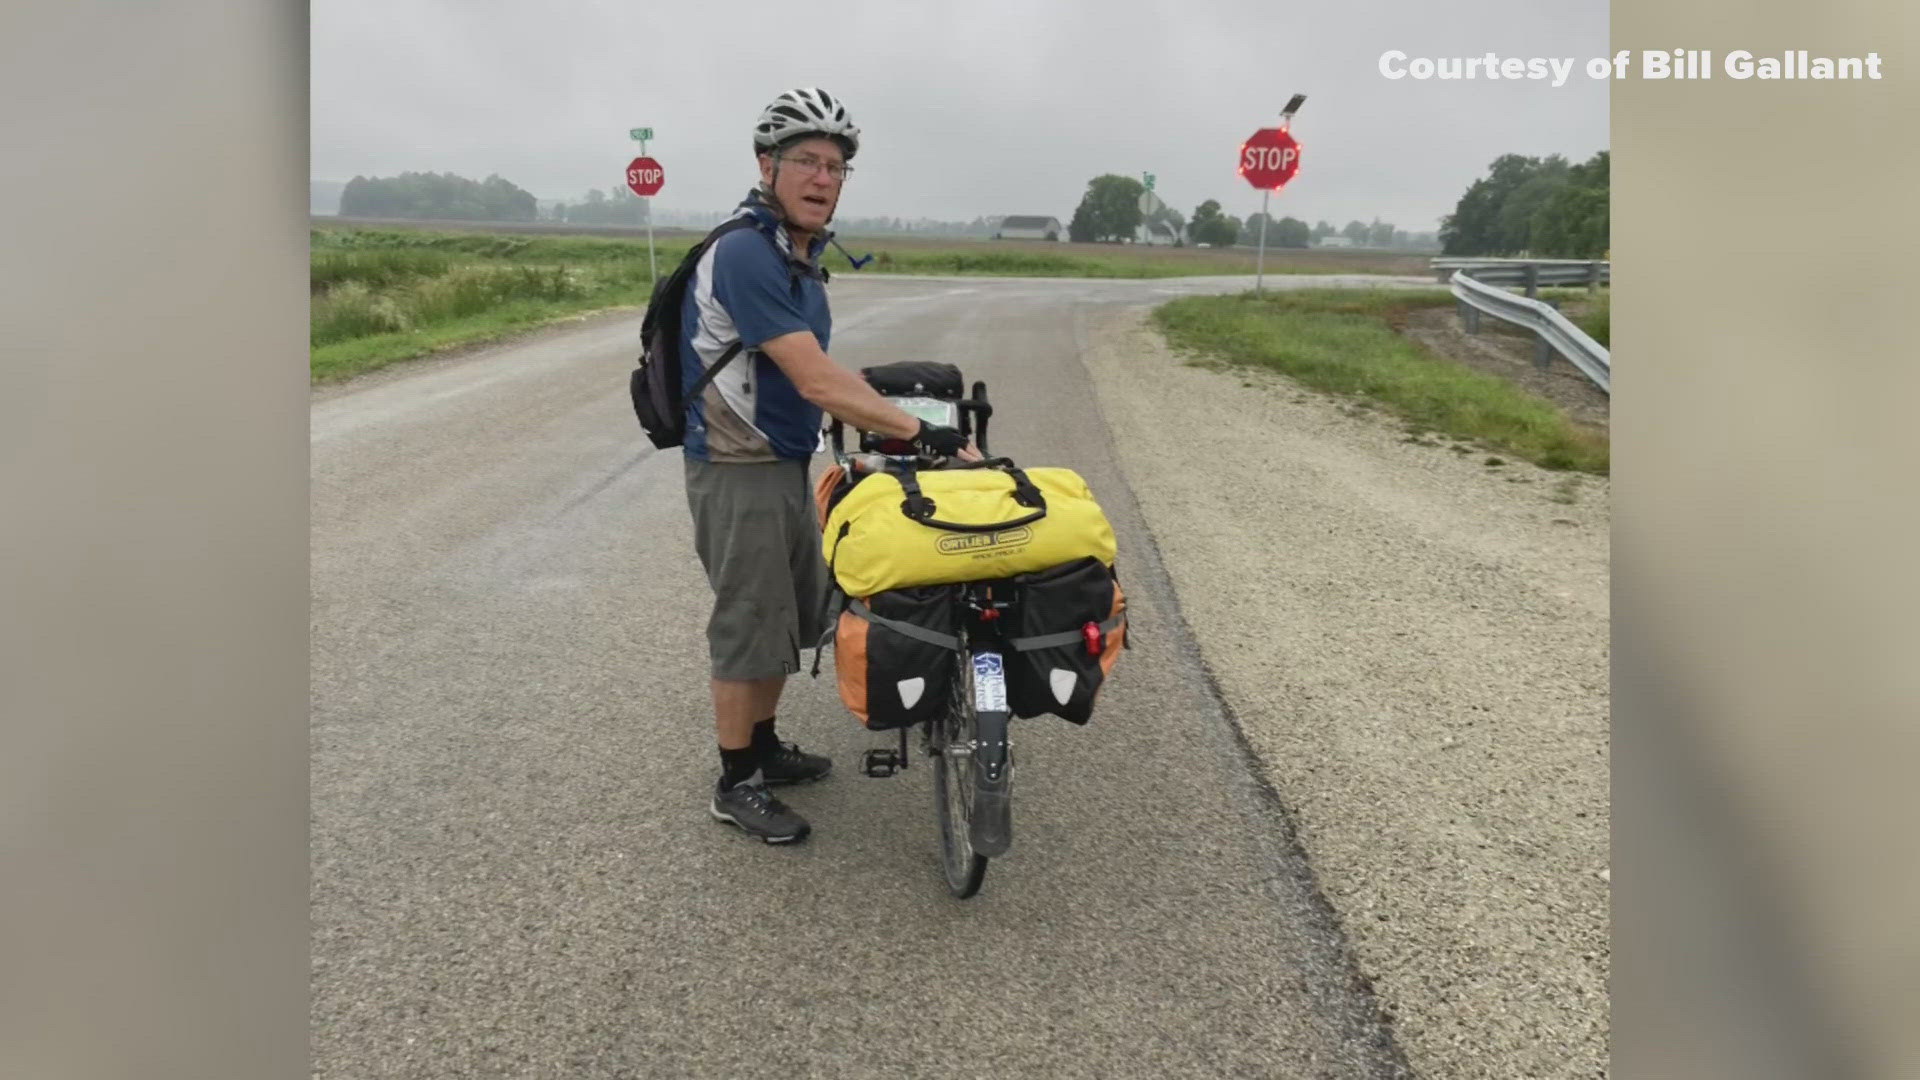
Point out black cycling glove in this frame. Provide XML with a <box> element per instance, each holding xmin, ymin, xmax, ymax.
<box><xmin>911</xmin><ymin>419</ymin><xmax>969</xmax><ymax>457</ymax></box>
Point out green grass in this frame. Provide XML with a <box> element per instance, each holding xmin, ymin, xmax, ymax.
<box><xmin>1571</xmin><ymin>290</ymin><xmax>1609</xmax><ymax>347</ymax></box>
<box><xmin>310</xmin><ymin>227</ymin><xmax>683</xmax><ymax>382</ymax></box>
<box><xmin>1534</xmin><ymin>286</ymin><xmax>1611</xmax><ymax>349</ymax></box>
<box><xmin>1151</xmin><ymin>290</ymin><xmax>1609</xmax><ymax>474</ymax></box>
<box><xmin>307</xmin><ymin>224</ymin><xmax>1424</xmax><ymax>383</ymax></box>
<box><xmin>310</xmin><ymin>297</ymin><xmax>640</xmax><ymax>382</ymax></box>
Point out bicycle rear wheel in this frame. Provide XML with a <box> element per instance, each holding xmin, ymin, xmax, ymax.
<box><xmin>932</xmin><ymin>651</ymin><xmax>988</xmax><ymax>898</ymax></box>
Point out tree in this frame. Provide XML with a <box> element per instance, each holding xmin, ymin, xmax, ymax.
<box><xmin>1068</xmin><ymin>202</ymin><xmax>1096</xmax><ymax>242</ymax></box>
<box><xmin>1530</xmin><ymin>151</ymin><xmax>1609</xmax><ymax>257</ymax></box>
<box><xmin>1439</xmin><ymin>150</ymin><xmax>1604</xmax><ymax>256</ymax></box>
<box><xmin>1312</xmin><ymin>220</ymin><xmax>1336</xmax><ymax>240</ymax></box>
<box><xmin>1341</xmin><ymin>219</ymin><xmax>1370</xmax><ymax>244</ymax></box>
<box><xmin>1069</xmin><ymin>174</ymin><xmax>1145</xmax><ymax>241</ymax></box>
<box><xmin>1189</xmin><ymin>199</ymin><xmax>1233</xmax><ymax>245</ymax></box>
<box><xmin>1274</xmin><ymin>216</ymin><xmax>1311</xmax><ymax>248</ymax></box>
<box><xmin>1368</xmin><ymin>219</ymin><xmax>1395</xmax><ymax>246</ymax></box>
<box><xmin>337</xmin><ymin>171</ymin><xmax>539</xmax><ymax>222</ymax></box>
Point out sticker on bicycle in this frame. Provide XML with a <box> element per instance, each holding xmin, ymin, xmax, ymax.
<box><xmin>972</xmin><ymin>651</ymin><xmax>1008</xmax><ymax>713</ymax></box>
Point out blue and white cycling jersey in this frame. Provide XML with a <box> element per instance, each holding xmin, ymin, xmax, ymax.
<box><xmin>679</xmin><ymin>190</ymin><xmax>832</xmax><ymax>463</ymax></box>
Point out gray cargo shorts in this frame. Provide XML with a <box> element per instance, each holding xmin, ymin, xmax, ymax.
<box><xmin>684</xmin><ymin>455</ymin><xmax>831</xmax><ymax>680</ymax></box>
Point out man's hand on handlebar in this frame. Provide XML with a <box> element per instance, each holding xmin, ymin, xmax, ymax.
<box><xmin>912</xmin><ymin>419</ymin><xmax>983</xmax><ymax>462</ymax></box>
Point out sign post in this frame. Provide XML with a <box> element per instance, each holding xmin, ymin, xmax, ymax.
<box><xmin>1137</xmin><ymin>187</ymin><xmax>1165</xmax><ymax>245</ymax></box>
<box><xmin>1237</xmin><ymin>95</ymin><xmax>1306</xmax><ymax>293</ymax></box>
<box><xmin>1139</xmin><ymin>172</ymin><xmax>1158</xmax><ymax>243</ymax></box>
<box><xmin>626</xmin><ymin>129</ymin><xmax>664</xmax><ymax>282</ymax></box>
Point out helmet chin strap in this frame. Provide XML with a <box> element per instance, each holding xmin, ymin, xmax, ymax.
<box><xmin>758</xmin><ymin>161</ymin><xmax>808</xmax><ymax>228</ymax></box>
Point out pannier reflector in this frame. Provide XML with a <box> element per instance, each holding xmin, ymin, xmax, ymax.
<box><xmin>1049</xmin><ymin>669</ymin><xmax>1078</xmax><ymax>705</ymax></box>
<box><xmin>897</xmin><ymin>677</ymin><xmax>926</xmax><ymax>708</ymax></box>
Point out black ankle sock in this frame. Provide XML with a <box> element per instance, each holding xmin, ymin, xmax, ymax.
<box><xmin>719</xmin><ymin>745</ymin><xmax>761</xmax><ymax>789</ymax></box>
<box><xmin>751</xmin><ymin>716</ymin><xmax>780</xmax><ymax>752</ymax></box>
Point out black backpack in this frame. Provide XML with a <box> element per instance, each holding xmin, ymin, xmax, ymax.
<box><xmin>629</xmin><ymin>215</ymin><xmax>763</xmax><ymax>449</ymax></box>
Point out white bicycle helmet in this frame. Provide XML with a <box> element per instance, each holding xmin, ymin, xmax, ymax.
<box><xmin>752</xmin><ymin>88</ymin><xmax>860</xmax><ymax>160</ymax></box>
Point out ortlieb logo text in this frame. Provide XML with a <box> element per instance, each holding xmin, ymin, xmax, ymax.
<box><xmin>937</xmin><ymin>526</ymin><xmax>1033</xmax><ymax>556</ymax></box>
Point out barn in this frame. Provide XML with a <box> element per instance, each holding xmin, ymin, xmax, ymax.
<box><xmin>1136</xmin><ymin>221</ymin><xmax>1180</xmax><ymax>245</ymax></box>
<box><xmin>996</xmin><ymin>215</ymin><xmax>1062</xmax><ymax>241</ymax></box>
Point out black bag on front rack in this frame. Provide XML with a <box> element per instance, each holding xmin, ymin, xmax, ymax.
<box><xmin>835</xmin><ymin>586</ymin><xmax>959</xmax><ymax>731</ymax></box>
<box><xmin>860</xmin><ymin>361</ymin><xmax>964</xmax><ymax>400</ymax></box>
<box><xmin>1004</xmin><ymin>557</ymin><xmax>1128</xmax><ymax>725</ymax></box>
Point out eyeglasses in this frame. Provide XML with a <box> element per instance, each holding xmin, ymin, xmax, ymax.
<box><xmin>778</xmin><ymin>153</ymin><xmax>853</xmax><ymax>181</ymax></box>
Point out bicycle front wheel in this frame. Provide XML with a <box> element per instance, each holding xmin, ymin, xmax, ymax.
<box><xmin>932</xmin><ymin>651</ymin><xmax>989</xmax><ymax>898</ymax></box>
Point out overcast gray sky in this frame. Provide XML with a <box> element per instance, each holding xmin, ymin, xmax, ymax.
<box><xmin>312</xmin><ymin>0</ymin><xmax>1608</xmax><ymax>232</ymax></box>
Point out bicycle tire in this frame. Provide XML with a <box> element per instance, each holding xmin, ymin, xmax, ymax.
<box><xmin>933</xmin><ymin>649</ymin><xmax>989</xmax><ymax>898</ymax></box>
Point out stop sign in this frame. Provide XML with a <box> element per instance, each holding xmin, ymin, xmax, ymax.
<box><xmin>1238</xmin><ymin>128</ymin><xmax>1301</xmax><ymax>191</ymax></box>
<box><xmin>625</xmin><ymin>156</ymin><xmax>665</xmax><ymax>197</ymax></box>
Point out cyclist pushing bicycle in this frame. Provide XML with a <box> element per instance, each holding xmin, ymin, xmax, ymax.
<box><xmin>670</xmin><ymin>88</ymin><xmax>979</xmax><ymax>846</ymax></box>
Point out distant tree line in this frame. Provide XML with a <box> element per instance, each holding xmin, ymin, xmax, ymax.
<box><xmin>1067</xmin><ymin>174</ymin><xmax>1435</xmax><ymax>249</ymax></box>
<box><xmin>1440</xmin><ymin>151</ymin><xmax>1608</xmax><ymax>257</ymax></box>
<box><xmin>339</xmin><ymin>172</ymin><xmax>538</xmax><ymax>222</ymax></box>
<box><xmin>548</xmin><ymin>188</ymin><xmax>652</xmax><ymax>226</ymax></box>
<box><xmin>833</xmin><ymin>215</ymin><xmax>1001</xmax><ymax>236</ymax></box>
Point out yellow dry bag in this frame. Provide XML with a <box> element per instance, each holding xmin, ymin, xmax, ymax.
<box><xmin>821</xmin><ymin>461</ymin><xmax>1116</xmax><ymax>597</ymax></box>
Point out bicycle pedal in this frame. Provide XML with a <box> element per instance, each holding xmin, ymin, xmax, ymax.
<box><xmin>862</xmin><ymin>748</ymin><xmax>901</xmax><ymax>777</ymax></box>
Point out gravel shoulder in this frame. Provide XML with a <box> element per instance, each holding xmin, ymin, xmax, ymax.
<box><xmin>1078</xmin><ymin>305</ymin><xmax>1610</xmax><ymax>1079</ymax></box>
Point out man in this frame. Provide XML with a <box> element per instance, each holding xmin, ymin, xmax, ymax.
<box><xmin>682</xmin><ymin>88</ymin><xmax>979</xmax><ymax>844</ymax></box>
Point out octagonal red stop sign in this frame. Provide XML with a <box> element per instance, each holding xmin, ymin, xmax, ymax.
<box><xmin>1238</xmin><ymin>128</ymin><xmax>1301</xmax><ymax>191</ymax></box>
<box><xmin>625</xmin><ymin>156</ymin><xmax>665</xmax><ymax>197</ymax></box>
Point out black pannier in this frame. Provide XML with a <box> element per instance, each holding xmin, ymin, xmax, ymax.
<box><xmin>1004</xmin><ymin>557</ymin><xmax>1128</xmax><ymax>725</ymax></box>
<box><xmin>835</xmin><ymin>586</ymin><xmax>959</xmax><ymax>730</ymax></box>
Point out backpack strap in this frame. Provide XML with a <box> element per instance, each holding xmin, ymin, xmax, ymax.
<box><xmin>677</xmin><ymin>216</ymin><xmax>829</xmax><ymax>406</ymax></box>
<box><xmin>649</xmin><ymin>215</ymin><xmax>765</xmax><ymax>399</ymax></box>
<box><xmin>683</xmin><ymin>341</ymin><xmax>744</xmax><ymax>403</ymax></box>
<box><xmin>637</xmin><ymin>214</ymin><xmax>758</xmax><ymax>343</ymax></box>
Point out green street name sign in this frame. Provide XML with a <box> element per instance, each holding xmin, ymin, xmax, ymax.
<box><xmin>630</xmin><ymin>127</ymin><xmax>653</xmax><ymax>141</ymax></box>
<box><xmin>1143</xmin><ymin>172</ymin><xmax>1156</xmax><ymax>190</ymax></box>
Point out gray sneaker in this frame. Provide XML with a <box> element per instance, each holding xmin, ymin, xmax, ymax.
<box><xmin>709</xmin><ymin>771</ymin><xmax>811</xmax><ymax>844</ymax></box>
<box><xmin>760</xmin><ymin>740</ymin><xmax>832</xmax><ymax>785</ymax></box>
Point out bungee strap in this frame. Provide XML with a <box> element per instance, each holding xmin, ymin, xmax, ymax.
<box><xmin>1002</xmin><ymin>609</ymin><xmax>1128</xmax><ymax>652</ymax></box>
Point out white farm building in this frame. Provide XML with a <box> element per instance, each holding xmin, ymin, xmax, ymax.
<box><xmin>996</xmin><ymin>215</ymin><xmax>1062</xmax><ymax>241</ymax></box>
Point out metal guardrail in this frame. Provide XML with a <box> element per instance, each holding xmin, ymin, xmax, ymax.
<box><xmin>1448</xmin><ymin>270</ymin><xmax>1610</xmax><ymax>395</ymax></box>
<box><xmin>1431</xmin><ymin>257</ymin><xmax>1609</xmax><ymax>292</ymax></box>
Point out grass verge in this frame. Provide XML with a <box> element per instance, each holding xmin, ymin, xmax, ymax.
<box><xmin>1571</xmin><ymin>290</ymin><xmax>1609</xmax><ymax>347</ymax></box>
<box><xmin>309</xmin><ymin>224</ymin><xmax>1436</xmax><ymax>384</ymax></box>
<box><xmin>1150</xmin><ymin>289</ymin><xmax>1609</xmax><ymax>474</ymax></box>
<box><xmin>310</xmin><ymin>228</ymin><xmax>693</xmax><ymax>383</ymax></box>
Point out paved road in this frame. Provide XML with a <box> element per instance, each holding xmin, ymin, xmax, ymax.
<box><xmin>311</xmin><ymin>273</ymin><xmax>1432</xmax><ymax>1078</ymax></box>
